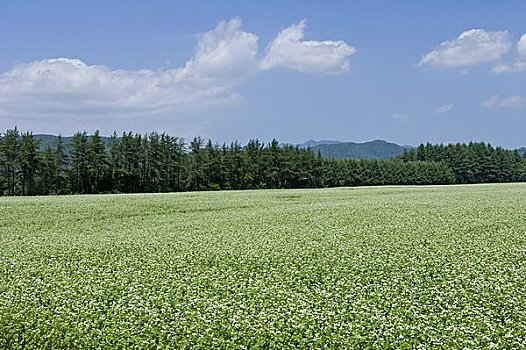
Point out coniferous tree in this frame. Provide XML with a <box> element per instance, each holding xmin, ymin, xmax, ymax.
<box><xmin>0</xmin><ymin>133</ymin><xmax>5</xmax><ymax>194</ymax></box>
<box><xmin>39</xmin><ymin>147</ymin><xmax>57</xmax><ymax>195</ymax></box>
<box><xmin>265</xmin><ymin>139</ymin><xmax>282</xmax><ymax>188</ymax></box>
<box><xmin>1</xmin><ymin>128</ymin><xmax>20</xmax><ymax>195</ymax></box>
<box><xmin>19</xmin><ymin>132</ymin><xmax>40</xmax><ymax>195</ymax></box>
<box><xmin>108</xmin><ymin>132</ymin><xmax>121</xmax><ymax>192</ymax></box>
<box><xmin>167</xmin><ymin>136</ymin><xmax>185</xmax><ymax>192</ymax></box>
<box><xmin>54</xmin><ymin>135</ymin><xmax>69</xmax><ymax>194</ymax></box>
<box><xmin>187</xmin><ymin>137</ymin><xmax>205</xmax><ymax>191</ymax></box>
<box><xmin>145</xmin><ymin>132</ymin><xmax>162</xmax><ymax>192</ymax></box>
<box><xmin>70</xmin><ymin>131</ymin><xmax>89</xmax><ymax>193</ymax></box>
<box><xmin>87</xmin><ymin>130</ymin><xmax>107</xmax><ymax>193</ymax></box>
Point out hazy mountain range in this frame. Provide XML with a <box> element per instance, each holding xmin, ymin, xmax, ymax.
<box><xmin>30</xmin><ymin>134</ymin><xmax>526</xmax><ymax>160</ymax></box>
<box><xmin>296</xmin><ymin>139</ymin><xmax>412</xmax><ymax>159</ymax></box>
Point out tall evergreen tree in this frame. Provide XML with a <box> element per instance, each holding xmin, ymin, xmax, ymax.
<box><xmin>39</xmin><ymin>147</ymin><xmax>57</xmax><ymax>195</ymax></box>
<box><xmin>87</xmin><ymin>130</ymin><xmax>107</xmax><ymax>193</ymax></box>
<box><xmin>1</xmin><ymin>128</ymin><xmax>20</xmax><ymax>195</ymax></box>
<box><xmin>19</xmin><ymin>132</ymin><xmax>40</xmax><ymax>195</ymax></box>
<box><xmin>70</xmin><ymin>131</ymin><xmax>89</xmax><ymax>193</ymax></box>
<box><xmin>108</xmin><ymin>131</ymin><xmax>121</xmax><ymax>192</ymax></box>
<box><xmin>187</xmin><ymin>137</ymin><xmax>205</xmax><ymax>191</ymax></box>
<box><xmin>0</xmin><ymin>133</ymin><xmax>5</xmax><ymax>194</ymax></box>
<box><xmin>53</xmin><ymin>135</ymin><xmax>69</xmax><ymax>194</ymax></box>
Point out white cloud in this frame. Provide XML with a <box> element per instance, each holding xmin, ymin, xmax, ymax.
<box><xmin>480</xmin><ymin>95</ymin><xmax>524</xmax><ymax>109</ymax></box>
<box><xmin>0</xmin><ymin>17</ymin><xmax>356</xmax><ymax>124</ymax></box>
<box><xmin>0</xmin><ymin>18</ymin><xmax>257</xmax><ymax>120</ymax></box>
<box><xmin>499</xmin><ymin>95</ymin><xmax>525</xmax><ymax>108</ymax></box>
<box><xmin>419</xmin><ymin>29</ymin><xmax>511</xmax><ymax>69</ymax></box>
<box><xmin>260</xmin><ymin>19</ymin><xmax>356</xmax><ymax>74</ymax></box>
<box><xmin>518</xmin><ymin>34</ymin><xmax>526</xmax><ymax>56</ymax></box>
<box><xmin>492</xmin><ymin>33</ymin><xmax>526</xmax><ymax>73</ymax></box>
<box><xmin>434</xmin><ymin>103</ymin><xmax>454</xmax><ymax>113</ymax></box>
<box><xmin>480</xmin><ymin>95</ymin><xmax>501</xmax><ymax>108</ymax></box>
<box><xmin>180</xmin><ymin>17</ymin><xmax>258</xmax><ymax>84</ymax></box>
<box><xmin>492</xmin><ymin>61</ymin><xmax>526</xmax><ymax>73</ymax></box>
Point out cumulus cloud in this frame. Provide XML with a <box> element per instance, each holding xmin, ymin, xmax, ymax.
<box><xmin>419</xmin><ymin>29</ymin><xmax>511</xmax><ymax>69</ymax></box>
<box><xmin>180</xmin><ymin>17</ymin><xmax>258</xmax><ymax>84</ymax></box>
<box><xmin>434</xmin><ymin>103</ymin><xmax>454</xmax><ymax>113</ymax></box>
<box><xmin>0</xmin><ymin>59</ymin><xmax>237</xmax><ymax>117</ymax></box>
<box><xmin>0</xmin><ymin>17</ymin><xmax>356</xmax><ymax>123</ymax></box>
<box><xmin>491</xmin><ymin>33</ymin><xmax>526</xmax><ymax>73</ymax></box>
<box><xmin>260</xmin><ymin>19</ymin><xmax>356</xmax><ymax>74</ymax></box>
<box><xmin>0</xmin><ymin>18</ymin><xmax>257</xmax><ymax>119</ymax></box>
<box><xmin>480</xmin><ymin>95</ymin><xmax>525</xmax><ymax>109</ymax></box>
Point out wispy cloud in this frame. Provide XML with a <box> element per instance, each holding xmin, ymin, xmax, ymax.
<box><xmin>491</xmin><ymin>33</ymin><xmax>526</xmax><ymax>73</ymax></box>
<box><xmin>492</xmin><ymin>61</ymin><xmax>526</xmax><ymax>73</ymax></box>
<box><xmin>480</xmin><ymin>95</ymin><xmax>525</xmax><ymax>109</ymax></box>
<box><xmin>434</xmin><ymin>103</ymin><xmax>454</xmax><ymax>113</ymax></box>
<box><xmin>418</xmin><ymin>29</ymin><xmax>511</xmax><ymax>70</ymax></box>
<box><xmin>259</xmin><ymin>19</ymin><xmax>356</xmax><ymax>74</ymax></box>
<box><xmin>519</xmin><ymin>34</ymin><xmax>526</xmax><ymax>56</ymax></box>
<box><xmin>0</xmin><ymin>17</ymin><xmax>356</xmax><ymax>123</ymax></box>
<box><xmin>389</xmin><ymin>113</ymin><xmax>409</xmax><ymax>122</ymax></box>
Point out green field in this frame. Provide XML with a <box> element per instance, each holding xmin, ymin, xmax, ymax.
<box><xmin>1</xmin><ymin>184</ymin><xmax>526</xmax><ymax>349</ymax></box>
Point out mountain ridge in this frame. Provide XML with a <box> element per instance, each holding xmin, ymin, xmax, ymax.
<box><xmin>302</xmin><ymin>139</ymin><xmax>412</xmax><ymax>159</ymax></box>
<box><xmin>26</xmin><ymin>134</ymin><xmax>526</xmax><ymax>159</ymax></box>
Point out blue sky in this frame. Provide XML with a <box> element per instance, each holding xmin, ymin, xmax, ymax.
<box><xmin>1</xmin><ymin>1</ymin><xmax>525</xmax><ymax>148</ymax></box>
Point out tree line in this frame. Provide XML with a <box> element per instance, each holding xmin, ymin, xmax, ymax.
<box><xmin>0</xmin><ymin>127</ymin><xmax>525</xmax><ymax>196</ymax></box>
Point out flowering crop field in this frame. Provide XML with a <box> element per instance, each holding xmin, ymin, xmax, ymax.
<box><xmin>1</xmin><ymin>184</ymin><xmax>526</xmax><ymax>349</ymax></box>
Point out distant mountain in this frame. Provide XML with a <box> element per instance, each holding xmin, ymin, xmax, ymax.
<box><xmin>33</xmin><ymin>134</ymin><xmax>73</xmax><ymax>150</ymax></box>
<box><xmin>28</xmin><ymin>134</ymin><xmax>525</xmax><ymax>159</ymax></box>
<box><xmin>302</xmin><ymin>140</ymin><xmax>412</xmax><ymax>160</ymax></box>
<box><xmin>297</xmin><ymin>139</ymin><xmax>342</xmax><ymax>148</ymax></box>
<box><xmin>33</xmin><ymin>134</ymin><xmax>112</xmax><ymax>150</ymax></box>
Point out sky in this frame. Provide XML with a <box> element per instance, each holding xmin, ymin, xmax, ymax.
<box><xmin>1</xmin><ymin>0</ymin><xmax>525</xmax><ymax>148</ymax></box>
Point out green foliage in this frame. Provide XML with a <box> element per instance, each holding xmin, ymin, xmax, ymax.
<box><xmin>31</xmin><ymin>134</ymin><xmax>112</xmax><ymax>151</ymax></box>
<box><xmin>0</xmin><ymin>128</ymin><xmax>20</xmax><ymax>196</ymax></box>
<box><xmin>19</xmin><ymin>132</ymin><xmax>40</xmax><ymax>195</ymax></box>
<box><xmin>398</xmin><ymin>142</ymin><xmax>526</xmax><ymax>184</ymax></box>
<box><xmin>1</xmin><ymin>128</ymin><xmax>525</xmax><ymax>196</ymax></box>
<box><xmin>1</xmin><ymin>184</ymin><xmax>526</xmax><ymax>348</ymax></box>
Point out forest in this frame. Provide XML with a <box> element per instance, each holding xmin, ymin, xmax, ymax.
<box><xmin>1</xmin><ymin>127</ymin><xmax>525</xmax><ymax>196</ymax></box>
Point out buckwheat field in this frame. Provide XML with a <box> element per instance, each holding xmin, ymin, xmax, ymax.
<box><xmin>1</xmin><ymin>184</ymin><xmax>526</xmax><ymax>349</ymax></box>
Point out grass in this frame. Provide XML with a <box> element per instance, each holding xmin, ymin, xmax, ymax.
<box><xmin>1</xmin><ymin>184</ymin><xmax>526</xmax><ymax>349</ymax></box>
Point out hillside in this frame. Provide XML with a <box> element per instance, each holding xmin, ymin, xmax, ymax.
<box><xmin>33</xmin><ymin>134</ymin><xmax>72</xmax><ymax>150</ymax></box>
<box><xmin>307</xmin><ymin>140</ymin><xmax>411</xmax><ymax>159</ymax></box>
<box><xmin>296</xmin><ymin>139</ymin><xmax>342</xmax><ymax>148</ymax></box>
<box><xmin>33</xmin><ymin>134</ymin><xmax>112</xmax><ymax>150</ymax></box>
<box><xmin>26</xmin><ymin>135</ymin><xmax>526</xmax><ymax>159</ymax></box>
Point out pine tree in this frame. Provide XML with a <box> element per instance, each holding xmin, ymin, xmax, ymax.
<box><xmin>70</xmin><ymin>131</ymin><xmax>89</xmax><ymax>193</ymax></box>
<box><xmin>39</xmin><ymin>147</ymin><xmax>57</xmax><ymax>195</ymax></box>
<box><xmin>54</xmin><ymin>135</ymin><xmax>69</xmax><ymax>194</ymax></box>
<box><xmin>187</xmin><ymin>137</ymin><xmax>205</xmax><ymax>191</ymax></box>
<box><xmin>87</xmin><ymin>130</ymin><xmax>107</xmax><ymax>193</ymax></box>
<box><xmin>2</xmin><ymin>128</ymin><xmax>20</xmax><ymax>195</ymax></box>
<box><xmin>19</xmin><ymin>132</ymin><xmax>40</xmax><ymax>195</ymax></box>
